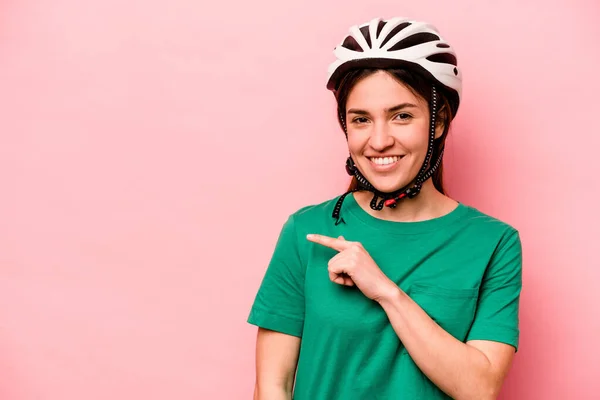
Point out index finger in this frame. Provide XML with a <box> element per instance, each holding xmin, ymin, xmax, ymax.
<box><xmin>306</xmin><ymin>234</ymin><xmax>351</xmax><ymax>252</ymax></box>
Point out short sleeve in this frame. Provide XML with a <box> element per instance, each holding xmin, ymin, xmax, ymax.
<box><xmin>466</xmin><ymin>229</ymin><xmax>523</xmax><ymax>351</ymax></box>
<box><xmin>247</xmin><ymin>214</ymin><xmax>305</xmax><ymax>337</ymax></box>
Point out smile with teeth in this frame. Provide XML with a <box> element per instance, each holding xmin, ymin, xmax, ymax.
<box><xmin>369</xmin><ymin>156</ymin><xmax>402</xmax><ymax>165</ymax></box>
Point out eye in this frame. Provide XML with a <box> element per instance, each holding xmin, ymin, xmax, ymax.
<box><xmin>394</xmin><ymin>113</ymin><xmax>413</xmax><ymax>121</ymax></box>
<box><xmin>351</xmin><ymin>117</ymin><xmax>369</xmax><ymax>124</ymax></box>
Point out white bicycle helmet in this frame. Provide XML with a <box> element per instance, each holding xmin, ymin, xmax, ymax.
<box><xmin>326</xmin><ymin>17</ymin><xmax>462</xmax><ymax>116</ymax></box>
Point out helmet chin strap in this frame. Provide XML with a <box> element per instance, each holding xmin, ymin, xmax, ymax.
<box><xmin>332</xmin><ymin>86</ymin><xmax>443</xmax><ymax>225</ymax></box>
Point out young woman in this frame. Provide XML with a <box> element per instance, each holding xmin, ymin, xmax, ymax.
<box><xmin>248</xmin><ymin>17</ymin><xmax>522</xmax><ymax>400</ymax></box>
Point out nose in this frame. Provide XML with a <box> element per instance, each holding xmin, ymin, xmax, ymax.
<box><xmin>368</xmin><ymin>121</ymin><xmax>395</xmax><ymax>151</ymax></box>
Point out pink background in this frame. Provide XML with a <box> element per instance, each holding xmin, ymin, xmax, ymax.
<box><xmin>1</xmin><ymin>0</ymin><xmax>599</xmax><ymax>398</ymax></box>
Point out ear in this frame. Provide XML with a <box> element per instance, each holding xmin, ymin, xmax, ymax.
<box><xmin>434</xmin><ymin>105</ymin><xmax>448</xmax><ymax>139</ymax></box>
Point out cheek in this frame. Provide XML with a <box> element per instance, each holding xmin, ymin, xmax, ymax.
<box><xmin>346</xmin><ymin>132</ymin><xmax>366</xmax><ymax>154</ymax></box>
<box><xmin>398</xmin><ymin>126</ymin><xmax>429</xmax><ymax>153</ymax></box>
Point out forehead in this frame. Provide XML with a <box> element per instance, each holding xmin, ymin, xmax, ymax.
<box><xmin>346</xmin><ymin>71</ymin><xmax>425</xmax><ymax>110</ymax></box>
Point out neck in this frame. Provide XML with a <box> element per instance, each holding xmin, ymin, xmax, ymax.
<box><xmin>353</xmin><ymin>180</ymin><xmax>458</xmax><ymax>223</ymax></box>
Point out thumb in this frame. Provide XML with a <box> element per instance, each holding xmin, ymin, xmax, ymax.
<box><xmin>338</xmin><ymin>235</ymin><xmax>345</xmax><ymax>240</ymax></box>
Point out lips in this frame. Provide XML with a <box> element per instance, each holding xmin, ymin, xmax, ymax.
<box><xmin>366</xmin><ymin>155</ymin><xmax>404</xmax><ymax>171</ymax></box>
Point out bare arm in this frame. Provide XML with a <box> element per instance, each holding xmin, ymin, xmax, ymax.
<box><xmin>253</xmin><ymin>328</ymin><xmax>301</xmax><ymax>400</ymax></box>
<box><xmin>378</xmin><ymin>289</ymin><xmax>515</xmax><ymax>400</ymax></box>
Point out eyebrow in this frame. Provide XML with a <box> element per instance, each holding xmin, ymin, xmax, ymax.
<box><xmin>347</xmin><ymin>103</ymin><xmax>418</xmax><ymax>115</ymax></box>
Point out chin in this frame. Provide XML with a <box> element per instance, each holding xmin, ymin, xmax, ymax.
<box><xmin>356</xmin><ymin>160</ymin><xmax>415</xmax><ymax>194</ymax></box>
<box><xmin>364</xmin><ymin>177</ymin><xmax>410</xmax><ymax>194</ymax></box>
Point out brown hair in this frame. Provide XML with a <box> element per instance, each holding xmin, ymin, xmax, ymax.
<box><xmin>334</xmin><ymin>68</ymin><xmax>455</xmax><ymax>195</ymax></box>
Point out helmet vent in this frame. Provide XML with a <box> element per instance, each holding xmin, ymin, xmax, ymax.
<box><xmin>380</xmin><ymin>22</ymin><xmax>412</xmax><ymax>47</ymax></box>
<box><xmin>388</xmin><ymin>32</ymin><xmax>440</xmax><ymax>51</ymax></box>
<box><xmin>376</xmin><ymin>21</ymin><xmax>387</xmax><ymax>38</ymax></box>
<box><xmin>359</xmin><ymin>26</ymin><xmax>372</xmax><ymax>48</ymax></box>
<box><xmin>426</xmin><ymin>52</ymin><xmax>457</xmax><ymax>66</ymax></box>
<box><xmin>341</xmin><ymin>35</ymin><xmax>363</xmax><ymax>51</ymax></box>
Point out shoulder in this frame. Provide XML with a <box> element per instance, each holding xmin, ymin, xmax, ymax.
<box><xmin>286</xmin><ymin>195</ymin><xmax>342</xmax><ymax>228</ymax></box>
<box><xmin>271</xmin><ymin>195</ymin><xmax>343</xmax><ymax>264</ymax></box>
<box><xmin>459</xmin><ymin>203</ymin><xmax>522</xmax><ymax>261</ymax></box>
<box><xmin>460</xmin><ymin>203</ymin><xmax>520</xmax><ymax>239</ymax></box>
<box><xmin>277</xmin><ymin>195</ymin><xmax>343</xmax><ymax>246</ymax></box>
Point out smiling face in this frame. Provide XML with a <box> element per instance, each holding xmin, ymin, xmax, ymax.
<box><xmin>344</xmin><ymin>70</ymin><xmax>444</xmax><ymax>193</ymax></box>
